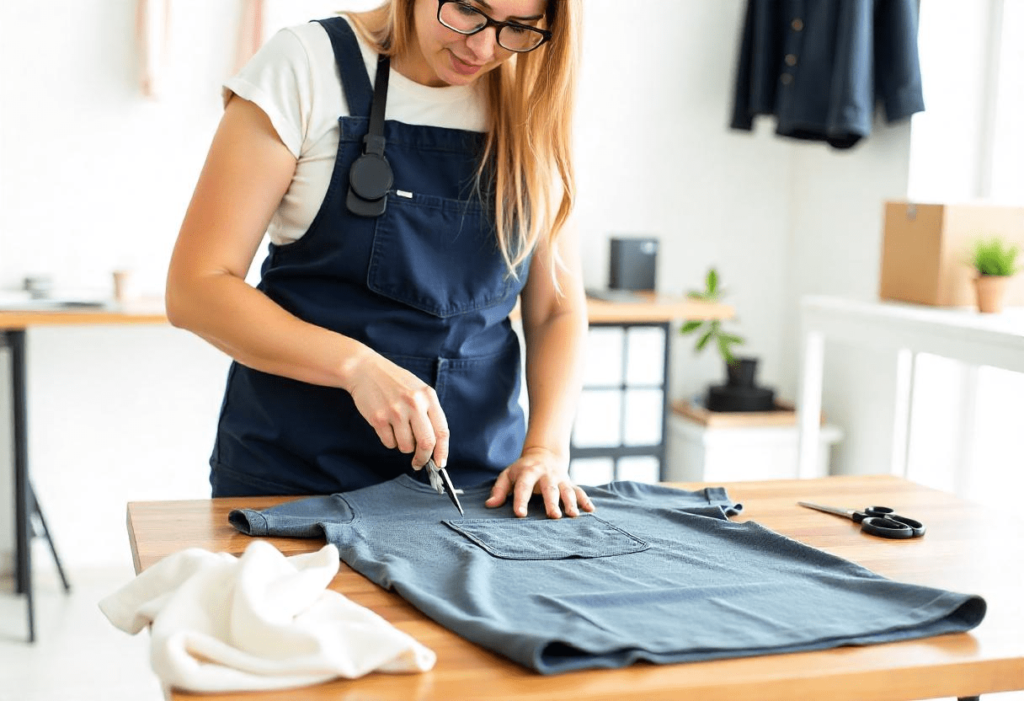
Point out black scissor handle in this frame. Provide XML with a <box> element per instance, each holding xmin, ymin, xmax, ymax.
<box><xmin>863</xmin><ymin>506</ymin><xmax>926</xmax><ymax>537</ymax></box>
<box><xmin>887</xmin><ymin>514</ymin><xmax>926</xmax><ymax>537</ymax></box>
<box><xmin>861</xmin><ymin>516</ymin><xmax>916</xmax><ymax>539</ymax></box>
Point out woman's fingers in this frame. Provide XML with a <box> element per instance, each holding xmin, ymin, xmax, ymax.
<box><xmin>349</xmin><ymin>353</ymin><xmax>450</xmax><ymax>468</ymax></box>
<box><xmin>372</xmin><ymin>422</ymin><xmax>398</xmax><ymax>451</ymax></box>
<box><xmin>559</xmin><ymin>482</ymin><xmax>579</xmax><ymax>518</ymax></box>
<box><xmin>485</xmin><ymin>470</ymin><xmax>514</xmax><ymax>508</ymax></box>
<box><xmin>429</xmin><ymin>403</ymin><xmax>451</xmax><ymax>468</ymax></box>
<box><xmin>391</xmin><ymin>420</ymin><xmax>417</xmax><ymax>457</ymax></box>
<box><xmin>538</xmin><ymin>479</ymin><xmax>565</xmax><ymax>519</ymax></box>
<box><xmin>408</xmin><ymin>402</ymin><xmax>437</xmax><ymax>469</ymax></box>
<box><xmin>574</xmin><ymin>485</ymin><xmax>595</xmax><ymax>513</ymax></box>
<box><xmin>486</xmin><ymin>450</ymin><xmax>594</xmax><ymax>519</ymax></box>
<box><xmin>513</xmin><ymin>471</ymin><xmax>542</xmax><ymax>518</ymax></box>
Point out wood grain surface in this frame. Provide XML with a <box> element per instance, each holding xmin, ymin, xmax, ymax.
<box><xmin>0</xmin><ymin>294</ymin><xmax>724</xmax><ymax>329</ymax></box>
<box><xmin>126</xmin><ymin>475</ymin><xmax>1024</xmax><ymax>701</ymax></box>
<box><xmin>584</xmin><ymin>293</ymin><xmax>733</xmax><ymax>324</ymax></box>
<box><xmin>0</xmin><ymin>299</ymin><xmax>167</xmax><ymax>329</ymax></box>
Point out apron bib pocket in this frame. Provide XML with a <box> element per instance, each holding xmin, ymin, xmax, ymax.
<box><xmin>367</xmin><ymin>191</ymin><xmax>513</xmax><ymax>317</ymax></box>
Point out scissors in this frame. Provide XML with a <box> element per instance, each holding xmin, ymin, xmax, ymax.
<box><xmin>426</xmin><ymin>458</ymin><xmax>464</xmax><ymax>516</ymax></box>
<box><xmin>797</xmin><ymin>502</ymin><xmax>926</xmax><ymax>539</ymax></box>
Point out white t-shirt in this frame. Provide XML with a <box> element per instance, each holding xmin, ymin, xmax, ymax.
<box><xmin>223</xmin><ymin>17</ymin><xmax>488</xmax><ymax>246</ymax></box>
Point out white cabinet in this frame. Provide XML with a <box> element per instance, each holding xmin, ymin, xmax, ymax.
<box><xmin>666</xmin><ymin>414</ymin><xmax>843</xmax><ymax>483</ymax></box>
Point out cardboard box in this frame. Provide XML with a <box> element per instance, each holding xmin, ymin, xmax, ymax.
<box><xmin>879</xmin><ymin>202</ymin><xmax>1024</xmax><ymax>307</ymax></box>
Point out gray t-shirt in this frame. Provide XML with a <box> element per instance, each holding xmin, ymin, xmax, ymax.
<box><xmin>229</xmin><ymin>475</ymin><xmax>985</xmax><ymax>674</ymax></box>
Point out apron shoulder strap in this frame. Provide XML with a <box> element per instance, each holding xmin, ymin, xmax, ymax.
<box><xmin>312</xmin><ymin>16</ymin><xmax>374</xmax><ymax>118</ymax></box>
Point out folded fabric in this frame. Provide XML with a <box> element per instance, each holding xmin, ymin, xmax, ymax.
<box><xmin>99</xmin><ymin>540</ymin><xmax>435</xmax><ymax>693</ymax></box>
<box><xmin>229</xmin><ymin>477</ymin><xmax>986</xmax><ymax>674</ymax></box>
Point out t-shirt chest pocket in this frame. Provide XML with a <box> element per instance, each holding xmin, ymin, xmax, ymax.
<box><xmin>367</xmin><ymin>191</ymin><xmax>514</xmax><ymax>318</ymax></box>
<box><xmin>443</xmin><ymin>514</ymin><xmax>650</xmax><ymax>560</ymax></box>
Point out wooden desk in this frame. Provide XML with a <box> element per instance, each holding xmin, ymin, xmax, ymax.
<box><xmin>0</xmin><ymin>299</ymin><xmax>167</xmax><ymax>642</ymax></box>
<box><xmin>127</xmin><ymin>475</ymin><xmax>1024</xmax><ymax>701</ymax></box>
<box><xmin>582</xmin><ymin>292</ymin><xmax>731</xmax><ymax>325</ymax></box>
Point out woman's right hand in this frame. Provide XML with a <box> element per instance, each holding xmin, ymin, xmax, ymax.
<box><xmin>345</xmin><ymin>349</ymin><xmax>450</xmax><ymax>470</ymax></box>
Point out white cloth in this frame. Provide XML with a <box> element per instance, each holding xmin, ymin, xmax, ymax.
<box><xmin>99</xmin><ymin>541</ymin><xmax>435</xmax><ymax>693</ymax></box>
<box><xmin>222</xmin><ymin>17</ymin><xmax>487</xmax><ymax>246</ymax></box>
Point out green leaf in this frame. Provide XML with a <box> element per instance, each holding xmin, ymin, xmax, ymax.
<box><xmin>680</xmin><ymin>320</ymin><xmax>704</xmax><ymax>334</ymax></box>
<box><xmin>707</xmin><ymin>268</ymin><xmax>719</xmax><ymax>296</ymax></box>
<box><xmin>695</xmin><ymin>328</ymin><xmax>714</xmax><ymax>352</ymax></box>
<box><xmin>718</xmin><ymin>333</ymin><xmax>744</xmax><ymax>345</ymax></box>
<box><xmin>716</xmin><ymin>335</ymin><xmax>736</xmax><ymax>364</ymax></box>
<box><xmin>686</xmin><ymin>291</ymin><xmax>708</xmax><ymax>301</ymax></box>
<box><xmin>971</xmin><ymin>237</ymin><xmax>1021</xmax><ymax>276</ymax></box>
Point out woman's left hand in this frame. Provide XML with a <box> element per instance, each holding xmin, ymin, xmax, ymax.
<box><xmin>485</xmin><ymin>447</ymin><xmax>595</xmax><ymax>519</ymax></box>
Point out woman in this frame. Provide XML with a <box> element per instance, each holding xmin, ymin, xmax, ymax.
<box><xmin>166</xmin><ymin>0</ymin><xmax>592</xmax><ymax>520</ymax></box>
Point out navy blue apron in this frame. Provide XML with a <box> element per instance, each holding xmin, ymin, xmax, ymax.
<box><xmin>210</xmin><ymin>18</ymin><xmax>528</xmax><ymax>497</ymax></box>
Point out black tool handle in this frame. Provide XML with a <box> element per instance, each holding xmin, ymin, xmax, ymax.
<box><xmin>861</xmin><ymin>516</ymin><xmax>915</xmax><ymax>539</ymax></box>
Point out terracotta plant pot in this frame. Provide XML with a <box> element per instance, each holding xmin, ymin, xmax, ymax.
<box><xmin>973</xmin><ymin>275</ymin><xmax>1009</xmax><ymax>313</ymax></box>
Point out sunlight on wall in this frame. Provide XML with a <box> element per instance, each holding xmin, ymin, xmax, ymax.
<box><xmin>905</xmin><ymin>0</ymin><xmax>1024</xmax><ymax>502</ymax></box>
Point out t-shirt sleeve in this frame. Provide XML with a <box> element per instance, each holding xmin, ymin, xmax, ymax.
<box><xmin>229</xmin><ymin>494</ymin><xmax>355</xmax><ymax>538</ymax></box>
<box><xmin>595</xmin><ymin>481</ymin><xmax>743</xmax><ymax>517</ymax></box>
<box><xmin>222</xmin><ymin>27</ymin><xmax>312</xmax><ymax>159</ymax></box>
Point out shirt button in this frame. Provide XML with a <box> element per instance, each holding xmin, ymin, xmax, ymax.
<box><xmin>780</xmin><ymin>74</ymin><xmax>793</xmax><ymax>85</ymax></box>
<box><xmin>791</xmin><ymin>18</ymin><xmax>804</xmax><ymax>31</ymax></box>
<box><xmin>785</xmin><ymin>54</ymin><xmax>798</xmax><ymax>66</ymax></box>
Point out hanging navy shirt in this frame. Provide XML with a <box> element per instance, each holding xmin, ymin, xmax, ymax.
<box><xmin>229</xmin><ymin>476</ymin><xmax>985</xmax><ymax>674</ymax></box>
<box><xmin>730</xmin><ymin>0</ymin><xmax>925</xmax><ymax>149</ymax></box>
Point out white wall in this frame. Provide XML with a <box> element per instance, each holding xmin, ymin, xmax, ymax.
<box><xmin>0</xmin><ymin>0</ymin><xmax>936</xmax><ymax>571</ymax></box>
<box><xmin>0</xmin><ymin>0</ymin><xmax>375</xmax><ymax>571</ymax></box>
<box><xmin>781</xmin><ymin>122</ymin><xmax>916</xmax><ymax>477</ymax></box>
<box><xmin>576</xmin><ymin>2</ymin><xmax>793</xmax><ymax>400</ymax></box>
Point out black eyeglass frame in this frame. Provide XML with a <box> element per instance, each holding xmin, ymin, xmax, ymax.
<box><xmin>436</xmin><ymin>0</ymin><xmax>552</xmax><ymax>53</ymax></box>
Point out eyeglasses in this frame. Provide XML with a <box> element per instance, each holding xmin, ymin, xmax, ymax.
<box><xmin>437</xmin><ymin>0</ymin><xmax>552</xmax><ymax>53</ymax></box>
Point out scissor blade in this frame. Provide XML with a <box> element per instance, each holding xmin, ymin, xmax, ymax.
<box><xmin>797</xmin><ymin>501</ymin><xmax>856</xmax><ymax>520</ymax></box>
<box><xmin>438</xmin><ymin>467</ymin><xmax>464</xmax><ymax>516</ymax></box>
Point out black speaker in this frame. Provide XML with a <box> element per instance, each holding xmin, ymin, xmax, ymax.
<box><xmin>609</xmin><ymin>237</ymin><xmax>658</xmax><ymax>291</ymax></box>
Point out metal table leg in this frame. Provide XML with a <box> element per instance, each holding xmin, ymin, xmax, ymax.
<box><xmin>5</xmin><ymin>328</ymin><xmax>71</xmax><ymax>644</ymax></box>
<box><xmin>31</xmin><ymin>484</ymin><xmax>71</xmax><ymax>592</ymax></box>
<box><xmin>7</xmin><ymin>329</ymin><xmax>35</xmax><ymax>642</ymax></box>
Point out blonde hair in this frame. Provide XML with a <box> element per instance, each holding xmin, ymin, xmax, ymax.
<box><xmin>348</xmin><ymin>0</ymin><xmax>580</xmax><ymax>278</ymax></box>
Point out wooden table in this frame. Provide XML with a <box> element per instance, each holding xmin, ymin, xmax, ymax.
<box><xmin>1</xmin><ymin>299</ymin><xmax>167</xmax><ymax>642</ymax></box>
<box><xmin>582</xmin><ymin>292</ymin><xmax>731</xmax><ymax>325</ymax></box>
<box><xmin>127</xmin><ymin>475</ymin><xmax>1024</xmax><ymax>701</ymax></box>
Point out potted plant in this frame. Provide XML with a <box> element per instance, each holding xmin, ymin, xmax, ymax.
<box><xmin>969</xmin><ymin>237</ymin><xmax>1020</xmax><ymax>313</ymax></box>
<box><xmin>680</xmin><ymin>268</ymin><xmax>774</xmax><ymax>412</ymax></box>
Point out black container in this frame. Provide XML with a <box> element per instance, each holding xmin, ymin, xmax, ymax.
<box><xmin>705</xmin><ymin>356</ymin><xmax>776</xmax><ymax>412</ymax></box>
<box><xmin>609</xmin><ymin>237</ymin><xmax>658</xmax><ymax>291</ymax></box>
<box><xmin>726</xmin><ymin>358</ymin><xmax>758</xmax><ymax>388</ymax></box>
<box><xmin>706</xmin><ymin>384</ymin><xmax>775</xmax><ymax>412</ymax></box>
